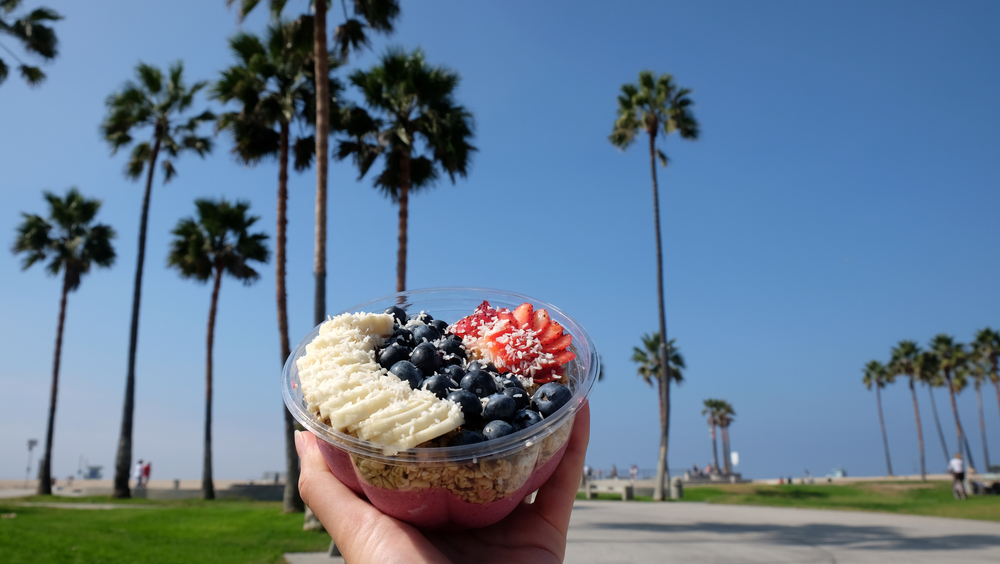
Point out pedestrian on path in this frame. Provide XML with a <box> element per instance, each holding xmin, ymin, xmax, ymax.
<box><xmin>142</xmin><ymin>461</ymin><xmax>151</xmax><ymax>487</ymax></box>
<box><xmin>133</xmin><ymin>460</ymin><xmax>144</xmax><ymax>488</ymax></box>
<box><xmin>948</xmin><ymin>453</ymin><xmax>967</xmax><ymax>500</ymax></box>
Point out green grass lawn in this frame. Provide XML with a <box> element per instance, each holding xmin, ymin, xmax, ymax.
<box><xmin>0</xmin><ymin>496</ymin><xmax>330</xmax><ymax>564</ymax></box>
<box><xmin>578</xmin><ymin>481</ymin><xmax>1000</xmax><ymax>521</ymax></box>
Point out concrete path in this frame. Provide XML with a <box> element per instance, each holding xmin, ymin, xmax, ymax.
<box><xmin>285</xmin><ymin>500</ymin><xmax>1000</xmax><ymax>563</ymax></box>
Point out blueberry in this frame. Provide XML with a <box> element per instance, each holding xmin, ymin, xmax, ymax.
<box><xmin>378</xmin><ymin>344</ymin><xmax>410</xmax><ymax>370</ymax></box>
<box><xmin>407</xmin><ymin>311</ymin><xmax>433</xmax><ymax>324</ymax></box>
<box><xmin>498</xmin><ymin>374</ymin><xmax>523</xmax><ymax>389</ymax></box>
<box><xmin>483</xmin><ymin>394</ymin><xmax>517</xmax><ymax>421</ymax></box>
<box><xmin>482</xmin><ymin>362</ymin><xmax>499</xmax><ymax>375</ymax></box>
<box><xmin>532</xmin><ymin>382</ymin><xmax>572</xmax><ymax>417</ymax></box>
<box><xmin>437</xmin><ymin>337</ymin><xmax>466</xmax><ymax>358</ymax></box>
<box><xmin>483</xmin><ymin>420</ymin><xmax>515</xmax><ymax>440</ymax></box>
<box><xmin>502</xmin><ymin>386</ymin><xmax>530</xmax><ymax>410</ymax></box>
<box><xmin>430</xmin><ymin>319</ymin><xmax>449</xmax><ymax>332</ymax></box>
<box><xmin>511</xmin><ymin>409</ymin><xmax>543</xmax><ymax>430</ymax></box>
<box><xmin>448</xmin><ymin>430</ymin><xmax>486</xmax><ymax>446</ymax></box>
<box><xmin>412</xmin><ymin>324</ymin><xmax>441</xmax><ymax>344</ymax></box>
<box><xmin>461</xmin><ymin>370</ymin><xmax>498</xmax><ymax>398</ymax></box>
<box><xmin>409</xmin><ymin>342</ymin><xmax>442</xmax><ymax>374</ymax></box>
<box><xmin>448</xmin><ymin>390</ymin><xmax>483</xmax><ymax>422</ymax></box>
<box><xmin>383</xmin><ymin>306</ymin><xmax>407</xmax><ymax>325</ymax></box>
<box><xmin>466</xmin><ymin>360</ymin><xmax>483</xmax><ymax>373</ymax></box>
<box><xmin>439</xmin><ymin>364</ymin><xmax>466</xmax><ymax>381</ymax></box>
<box><xmin>389</xmin><ymin>360</ymin><xmax>424</xmax><ymax>389</ymax></box>
<box><xmin>422</xmin><ymin>374</ymin><xmax>458</xmax><ymax>399</ymax></box>
<box><xmin>391</xmin><ymin>327</ymin><xmax>415</xmax><ymax>347</ymax></box>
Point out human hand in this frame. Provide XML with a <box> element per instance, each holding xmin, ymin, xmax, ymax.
<box><xmin>295</xmin><ymin>401</ymin><xmax>590</xmax><ymax>564</ymax></box>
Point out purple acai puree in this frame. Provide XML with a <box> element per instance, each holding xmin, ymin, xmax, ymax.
<box><xmin>315</xmin><ymin>435</ymin><xmax>571</xmax><ymax>530</ymax></box>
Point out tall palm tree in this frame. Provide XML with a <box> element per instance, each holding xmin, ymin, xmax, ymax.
<box><xmin>610</xmin><ymin>70</ymin><xmax>698</xmax><ymax>498</ymax></box>
<box><xmin>12</xmin><ymin>189</ymin><xmax>115</xmax><ymax>495</ymax></box>
<box><xmin>631</xmin><ymin>331</ymin><xmax>684</xmax><ymax>500</ymax></box>
<box><xmin>863</xmin><ymin>360</ymin><xmax>894</xmax><ymax>476</ymax></box>
<box><xmin>102</xmin><ymin>61</ymin><xmax>214</xmax><ymax>498</ymax></box>
<box><xmin>0</xmin><ymin>1</ymin><xmax>61</xmax><ymax>86</ymax></box>
<box><xmin>915</xmin><ymin>350</ymin><xmax>949</xmax><ymax>463</ymax></box>
<box><xmin>970</xmin><ymin>331</ymin><xmax>995</xmax><ymax>471</ymax></box>
<box><xmin>213</xmin><ymin>17</ymin><xmax>341</xmax><ymax>514</ymax></box>
<box><xmin>888</xmin><ymin>340</ymin><xmax>926</xmax><ymax>480</ymax></box>
<box><xmin>339</xmin><ymin>48</ymin><xmax>476</xmax><ymax>292</ymax></box>
<box><xmin>930</xmin><ymin>334</ymin><xmax>974</xmax><ymax>468</ymax></box>
<box><xmin>716</xmin><ymin>400</ymin><xmax>736</xmax><ymax>475</ymax></box>
<box><xmin>974</xmin><ymin>328</ymin><xmax>1000</xmax><ymax>467</ymax></box>
<box><xmin>701</xmin><ymin>399</ymin><xmax>723</xmax><ymax>473</ymax></box>
<box><xmin>230</xmin><ymin>0</ymin><xmax>399</xmax><ymax>325</ymax></box>
<box><xmin>168</xmin><ymin>199</ymin><xmax>269</xmax><ymax>500</ymax></box>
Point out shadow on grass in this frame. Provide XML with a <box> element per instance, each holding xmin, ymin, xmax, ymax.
<box><xmin>581</xmin><ymin>521</ymin><xmax>1000</xmax><ymax>552</ymax></box>
<box><xmin>751</xmin><ymin>488</ymin><xmax>831</xmax><ymax>500</ymax></box>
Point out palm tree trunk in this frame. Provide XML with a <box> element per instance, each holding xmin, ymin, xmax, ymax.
<box><xmin>976</xmin><ymin>382</ymin><xmax>991</xmax><ymax>471</ymax></box>
<box><xmin>202</xmin><ymin>267</ymin><xmax>222</xmax><ymax>500</ymax></box>
<box><xmin>277</xmin><ymin>122</ymin><xmax>303</xmax><ymax>513</ymax></box>
<box><xmin>927</xmin><ymin>385</ymin><xmax>950</xmax><ymax>463</ymax></box>
<box><xmin>909</xmin><ymin>377</ymin><xmax>926</xmax><ymax>480</ymax></box>
<box><xmin>313</xmin><ymin>0</ymin><xmax>329</xmax><ymax>327</ymax></box>
<box><xmin>945</xmin><ymin>373</ymin><xmax>969</xmax><ymax>467</ymax></box>
<box><xmin>876</xmin><ymin>384</ymin><xmax>893</xmax><ymax>476</ymax></box>
<box><xmin>710</xmin><ymin>425</ymin><xmax>719</xmax><ymax>473</ymax></box>
<box><xmin>38</xmin><ymin>271</ymin><xmax>71</xmax><ymax>495</ymax></box>
<box><xmin>647</xmin><ymin>127</ymin><xmax>669</xmax><ymax>501</ymax></box>
<box><xmin>113</xmin><ymin>135</ymin><xmax>161</xmax><ymax>499</ymax></box>
<box><xmin>722</xmin><ymin>426</ymin><xmax>732</xmax><ymax>474</ymax></box>
<box><xmin>397</xmin><ymin>150</ymin><xmax>410</xmax><ymax>293</ymax></box>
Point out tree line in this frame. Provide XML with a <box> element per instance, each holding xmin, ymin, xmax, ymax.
<box><xmin>864</xmin><ymin>330</ymin><xmax>1000</xmax><ymax>480</ymax></box>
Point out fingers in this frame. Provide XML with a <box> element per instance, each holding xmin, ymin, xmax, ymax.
<box><xmin>294</xmin><ymin>431</ymin><xmax>382</xmax><ymax>551</ymax></box>
<box><xmin>530</xmin><ymin>400</ymin><xmax>590</xmax><ymax>530</ymax></box>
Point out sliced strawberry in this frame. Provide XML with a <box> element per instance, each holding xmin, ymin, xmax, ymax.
<box><xmin>551</xmin><ymin>350</ymin><xmax>575</xmax><ymax>365</ymax></box>
<box><xmin>512</xmin><ymin>302</ymin><xmax>533</xmax><ymax>329</ymax></box>
<box><xmin>531</xmin><ymin>309</ymin><xmax>550</xmax><ymax>334</ymax></box>
<box><xmin>546</xmin><ymin>333</ymin><xmax>573</xmax><ymax>352</ymax></box>
<box><xmin>496</xmin><ymin>307</ymin><xmax>517</xmax><ymax>327</ymax></box>
<box><xmin>538</xmin><ymin>320</ymin><xmax>565</xmax><ymax>344</ymax></box>
<box><xmin>450</xmin><ymin>300</ymin><xmax>497</xmax><ymax>339</ymax></box>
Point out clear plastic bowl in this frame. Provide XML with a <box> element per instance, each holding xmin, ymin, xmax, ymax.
<box><xmin>281</xmin><ymin>287</ymin><xmax>598</xmax><ymax>530</ymax></box>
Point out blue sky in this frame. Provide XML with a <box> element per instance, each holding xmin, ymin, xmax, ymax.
<box><xmin>2</xmin><ymin>0</ymin><xmax>999</xmax><ymax>483</ymax></box>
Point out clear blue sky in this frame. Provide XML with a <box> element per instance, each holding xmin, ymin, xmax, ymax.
<box><xmin>2</xmin><ymin>1</ymin><xmax>999</xmax><ymax>483</ymax></box>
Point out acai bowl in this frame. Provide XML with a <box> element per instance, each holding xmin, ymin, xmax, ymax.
<box><xmin>281</xmin><ymin>287</ymin><xmax>597</xmax><ymax>529</ymax></box>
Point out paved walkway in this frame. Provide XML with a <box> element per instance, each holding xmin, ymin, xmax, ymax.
<box><xmin>285</xmin><ymin>501</ymin><xmax>1000</xmax><ymax>563</ymax></box>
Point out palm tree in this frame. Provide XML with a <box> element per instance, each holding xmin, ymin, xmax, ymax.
<box><xmin>0</xmin><ymin>1</ymin><xmax>61</xmax><ymax>86</ymax></box>
<box><xmin>701</xmin><ymin>399</ymin><xmax>723</xmax><ymax>473</ymax></box>
<box><xmin>863</xmin><ymin>360</ymin><xmax>894</xmax><ymax>476</ymax></box>
<box><xmin>168</xmin><ymin>199</ymin><xmax>269</xmax><ymax>500</ymax></box>
<box><xmin>888</xmin><ymin>340</ymin><xmax>926</xmax><ymax>480</ymax></box>
<box><xmin>102</xmin><ymin>62</ymin><xmax>214</xmax><ymax>499</ymax></box>
<box><xmin>631</xmin><ymin>332</ymin><xmax>684</xmax><ymax>500</ymax></box>
<box><xmin>12</xmin><ymin>189</ymin><xmax>115</xmax><ymax>495</ymax></box>
<box><xmin>970</xmin><ymin>330</ymin><xmax>996</xmax><ymax>471</ymax></box>
<box><xmin>230</xmin><ymin>0</ymin><xmax>399</xmax><ymax>325</ymax></box>
<box><xmin>715</xmin><ymin>400</ymin><xmax>736</xmax><ymax>475</ymax></box>
<box><xmin>915</xmin><ymin>350</ymin><xmax>949</xmax><ymax>463</ymax></box>
<box><xmin>930</xmin><ymin>334</ymin><xmax>974</xmax><ymax>468</ymax></box>
<box><xmin>339</xmin><ymin>48</ymin><xmax>476</xmax><ymax>292</ymax></box>
<box><xmin>213</xmin><ymin>17</ymin><xmax>341</xmax><ymax>514</ymax></box>
<box><xmin>609</xmin><ymin>70</ymin><xmax>698</xmax><ymax>498</ymax></box>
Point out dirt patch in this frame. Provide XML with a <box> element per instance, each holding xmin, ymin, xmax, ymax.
<box><xmin>858</xmin><ymin>482</ymin><xmax>938</xmax><ymax>495</ymax></box>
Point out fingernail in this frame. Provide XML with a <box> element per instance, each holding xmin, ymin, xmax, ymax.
<box><xmin>294</xmin><ymin>430</ymin><xmax>303</xmax><ymax>453</ymax></box>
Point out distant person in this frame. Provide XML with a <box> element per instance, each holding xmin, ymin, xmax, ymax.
<box><xmin>948</xmin><ymin>453</ymin><xmax>967</xmax><ymax>500</ymax></box>
<box><xmin>704</xmin><ymin>463</ymin><xmax>713</xmax><ymax>475</ymax></box>
<box><xmin>133</xmin><ymin>459</ymin><xmax>144</xmax><ymax>488</ymax></box>
<box><xmin>609</xmin><ymin>464</ymin><xmax>618</xmax><ymax>479</ymax></box>
<box><xmin>630</xmin><ymin>464</ymin><xmax>638</xmax><ymax>482</ymax></box>
<box><xmin>597</xmin><ymin>469</ymin><xmax>603</xmax><ymax>479</ymax></box>
<box><xmin>142</xmin><ymin>461</ymin><xmax>152</xmax><ymax>487</ymax></box>
<box><xmin>692</xmin><ymin>463</ymin><xmax>700</xmax><ymax>475</ymax></box>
